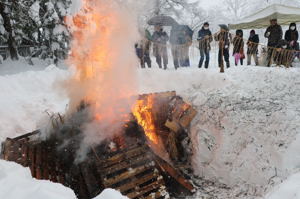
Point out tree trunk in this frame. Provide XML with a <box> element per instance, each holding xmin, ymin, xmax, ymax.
<box><xmin>0</xmin><ymin>2</ymin><xmax>18</xmax><ymax>60</ymax></box>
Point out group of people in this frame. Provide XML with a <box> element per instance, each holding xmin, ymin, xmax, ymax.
<box><xmin>135</xmin><ymin>24</ymin><xmax>193</xmax><ymax>69</ymax></box>
<box><xmin>135</xmin><ymin>19</ymin><xmax>299</xmax><ymax>69</ymax></box>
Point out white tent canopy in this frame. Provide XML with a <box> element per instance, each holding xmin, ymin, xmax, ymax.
<box><xmin>229</xmin><ymin>4</ymin><xmax>300</xmax><ymax>29</ymax></box>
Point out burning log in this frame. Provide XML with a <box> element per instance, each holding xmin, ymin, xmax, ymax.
<box><xmin>165</xmin><ymin>96</ymin><xmax>197</xmax><ymax>133</ymax></box>
<box><xmin>0</xmin><ymin>92</ymin><xmax>197</xmax><ymax>199</ymax></box>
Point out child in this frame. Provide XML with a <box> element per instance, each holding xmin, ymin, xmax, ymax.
<box><xmin>232</xmin><ymin>29</ymin><xmax>245</xmax><ymax>66</ymax></box>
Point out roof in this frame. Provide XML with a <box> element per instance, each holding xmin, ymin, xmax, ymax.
<box><xmin>229</xmin><ymin>4</ymin><xmax>300</xmax><ymax>29</ymax></box>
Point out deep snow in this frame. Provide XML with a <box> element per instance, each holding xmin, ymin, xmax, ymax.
<box><xmin>1</xmin><ymin>58</ymin><xmax>300</xmax><ymax>198</ymax></box>
<box><xmin>0</xmin><ymin>160</ymin><xmax>128</xmax><ymax>199</ymax></box>
<box><xmin>0</xmin><ymin>160</ymin><xmax>77</xmax><ymax>199</ymax></box>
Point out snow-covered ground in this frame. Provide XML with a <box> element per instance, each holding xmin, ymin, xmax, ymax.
<box><xmin>0</xmin><ymin>59</ymin><xmax>69</xmax><ymax>142</ymax></box>
<box><xmin>0</xmin><ymin>159</ymin><xmax>128</xmax><ymax>199</ymax></box>
<box><xmin>1</xmin><ymin>57</ymin><xmax>300</xmax><ymax>198</ymax></box>
<box><xmin>0</xmin><ymin>160</ymin><xmax>77</xmax><ymax>199</ymax></box>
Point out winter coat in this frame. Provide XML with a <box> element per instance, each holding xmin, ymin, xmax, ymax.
<box><xmin>285</xmin><ymin>23</ymin><xmax>299</xmax><ymax>50</ymax></box>
<box><xmin>152</xmin><ymin>31</ymin><xmax>169</xmax><ymax>45</ymax></box>
<box><xmin>214</xmin><ymin>31</ymin><xmax>232</xmax><ymax>49</ymax></box>
<box><xmin>232</xmin><ymin>36</ymin><xmax>244</xmax><ymax>55</ymax></box>
<box><xmin>247</xmin><ymin>34</ymin><xmax>259</xmax><ymax>54</ymax></box>
<box><xmin>170</xmin><ymin>25</ymin><xmax>193</xmax><ymax>46</ymax></box>
<box><xmin>197</xmin><ymin>27</ymin><xmax>212</xmax><ymax>51</ymax></box>
<box><xmin>135</xmin><ymin>38</ymin><xmax>151</xmax><ymax>58</ymax></box>
<box><xmin>264</xmin><ymin>24</ymin><xmax>283</xmax><ymax>47</ymax></box>
<box><xmin>285</xmin><ymin>23</ymin><xmax>299</xmax><ymax>42</ymax></box>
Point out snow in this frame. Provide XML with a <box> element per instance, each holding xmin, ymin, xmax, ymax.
<box><xmin>0</xmin><ymin>160</ymin><xmax>77</xmax><ymax>199</ymax></box>
<box><xmin>0</xmin><ymin>59</ymin><xmax>69</xmax><ymax>142</ymax></box>
<box><xmin>1</xmin><ymin>57</ymin><xmax>300</xmax><ymax>198</ymax></box>
<box><xmin>265</xmin><ymin>172</ymin><xmax>300</xmax><ymax>199</ymax></box>
<box><xmin>0</xmin><ymin>160</ymin><xmax>128</xmax><ymax>199</ymax></box>
<box><xmin>93</xmin><ymin>189</ymin><xmax>129</xmax><ymax>199</ymax></box>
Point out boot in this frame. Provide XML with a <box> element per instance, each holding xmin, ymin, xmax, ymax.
<box><xmin>226</xmin><ymin>62</ymin><xmax>230</xmax><ymax>68</ymax></box>
<box><xmin>204</xmin><ymin>62</ymin><xmax>209</xmax><ymax>69</ymax></box>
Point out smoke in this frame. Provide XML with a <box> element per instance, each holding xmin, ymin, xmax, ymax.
<box><xmin>63</xmin><ymin>0</ymin><xmax>143</xmax><ymax>147</ymax></box>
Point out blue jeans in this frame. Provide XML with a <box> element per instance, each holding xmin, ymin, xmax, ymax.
<box><xmin>199</xmin><ymin>49</ymin><xmax>210</xmax><ymax>68</ymax></box>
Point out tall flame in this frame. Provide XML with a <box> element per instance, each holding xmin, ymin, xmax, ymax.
<box><xmin>132</xmin><ymin>95</ymin><xmax>159</xmax><ymax>145</ymax></box>
<box><xmin>65</xmin><ymin>0</ymin><xmax>139</xmax><ymax>144</ymax></box>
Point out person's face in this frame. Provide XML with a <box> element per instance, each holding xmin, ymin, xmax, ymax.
<box><xmin>271</xmin><ymin>20</ymin><xmax>277</xmax><ymax>25</ymax></box>
<box><xmin>204</xmin><ymin>25</ymin><xmax>209</xmax><ymax>30</ymax></box>
<box><xmin>155</xmin><ymin>26</ymin><xmax>161</xmax><ymax>31</ymax></box>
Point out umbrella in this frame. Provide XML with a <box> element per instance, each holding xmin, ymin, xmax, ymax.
<box><xmin>219</xmin><ymin>24</ymin><xmax>229</xmax><ymax>31</ymax></box>
<box><xmin>147</xmin><ymin>15</ymin><xmax>178</xmax><ymax>26</ymax></box>
<box><xmin>182</xmin><ymin>25</ymin><xmax>193</xmax><ymax>38</ymax></box>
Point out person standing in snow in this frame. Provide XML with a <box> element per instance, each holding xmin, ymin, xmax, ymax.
<box><xmin>135</xmin><ymin>38</ymin><xmax>151</xmax><ymax>68</ymax></box>
<box><xmin>246</xmin><ymin>30</ymin><xmax>260</xmax><ymax>66</ymax></box>
<box><xmin>180</xmin><ymin>25</ymin><xmax>193</xmax><ymax>67</ymax></box>
<box><xmin>170</xmin><ymin>25</ymin><xmax>193</xmax><ymax>69</ymax></box>
<box><xmin>285</xmin><ymin>23</ymin><xmax>299</xmax><ymax>52</ymax></box>
<box><xmin>135</xmin><ymin>29</ymin><xmax>152</xmax><ymax>69</ymax></box>
<box><xmin>197</xmin><ymin>22</ymin><xmax>212</xmax><ymax>68</ymax></box>
<box><xmin>170</xmin><ymin>24</ymin><xmax>183</xmax><ymax>69</ymax></box>
<box><xmin>232</xmin><ymin>29</ymin><xmax>245</xmax><ymax>66</ymax></box>
<box><xmin>264</xmin><ymin>19</ymin><xmax>283</xmax><ymax>66</ymax></box>
<box><xmin>214</xmin><ymin>24</ymin><xmax>232</xmax><ymax>70</ymax></box>
<box><xmin>152</xmin><ymin>25</ymin><xmax>169</xmax><ymax>69</ymax></box>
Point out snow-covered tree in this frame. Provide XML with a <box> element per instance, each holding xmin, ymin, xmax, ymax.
<box><xmin>0</xmin><ymin>0</ymin><xmax>18</xmax><ymax>60</ymax></box>
<box><xmin>0</xmin><ymin>0</ymin><xmax>71</xmax><ymax>63</ymax></box>
<box><xmin>33</xmin><ymin>0</ymin><xmax>71</xmax><ymax>63</ymax></box>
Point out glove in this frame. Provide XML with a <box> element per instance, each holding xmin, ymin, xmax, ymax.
<box><xmin>290</xmin><ymin>41</ymin><xmax>295</xmax><ymax>46</ymax></box>
<box><xmin>224</xmin><ymin>45</ymin><xmax>229</xmax><ymax>49</ymax></box>
<box><xmin>266</xmin><ymin>32</ymin><xmax>270</xmax><ymax>37</ymax></box>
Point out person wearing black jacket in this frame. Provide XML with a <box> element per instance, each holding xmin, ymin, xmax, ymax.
<box><xmin>285</xmin><ymin>23</ymin><xmax>299</xmax><ymax>50</ymax></box>
<box><xmin>247</xmin><ymin>30</ymin><xmax>259</xmax><ymax>65</ymax></box>
<box><xmin>264</xmin><ymin>19</ymin><xmax>283</xmax><ymax>66</ymax></box>
<box><xmin>152</xmin><ymin>25</ymin><xmax>169</xmax><ymax>69</ymax></box>
<box><xmin>197</xmin><ymin>22</ymin><xmax>212</xmax><ymax>68</ymax></box>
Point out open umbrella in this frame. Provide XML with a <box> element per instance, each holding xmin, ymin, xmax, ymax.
<box><xmin>147</xmin><ymin>15</ymin><xmax>178</xmax><ymax>26</ymax></box>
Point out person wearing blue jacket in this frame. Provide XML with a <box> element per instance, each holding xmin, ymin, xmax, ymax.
<box><xmin>197</xmin><ymin>22</ymin><xmax>212</xmax><ymax>68</ymax></box>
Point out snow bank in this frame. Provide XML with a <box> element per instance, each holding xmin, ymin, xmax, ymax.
<box><xmin>93</xmin><ymin>189</ymin><xmax>129</xmax><ymax>199</ymax></box>
<box><xmin>265</xmin><ymin>172</ymin><xmax>300</xmax><ymax>199</ymax></box>
<box><xmin>0</xmin><ymin>160</ymin><xmax>77</xmax><ymax>199</ymax></box>
<box><xmin>0</xmin><ymin>159</ymin><xmax>128</xmax><ymax>199</ymax></box>
<box><xmin>0</xmin><ymin>60</ymin><xmax>69</xmax><ymax>142</ymax></box>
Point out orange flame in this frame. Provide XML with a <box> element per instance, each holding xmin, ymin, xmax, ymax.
<box><xmin>132</xmin><ymin>95</ymin><xmax>159</xmax><ymax>145</ymax></box>
<box><xmin>64</xmin><ymin>0</ymin><xmax>139</xmax><ymax>143</ymax></box>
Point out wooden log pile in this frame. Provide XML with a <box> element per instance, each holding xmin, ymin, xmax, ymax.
<box><xmin>0</xmin><ymin>91</ymin><xmax>197</xmax><ymax>199</ymax></box>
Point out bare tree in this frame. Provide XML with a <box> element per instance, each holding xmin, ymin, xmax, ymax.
<box><xmin>223</xmin><ymin>0</ymin><xmax>250</xmax><ymax>19</ymax></box>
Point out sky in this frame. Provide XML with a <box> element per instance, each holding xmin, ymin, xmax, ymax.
<box><xmin>198</xmin><ymin>0</ymin><xmax>220</xmax><ymax>9</ymax></box>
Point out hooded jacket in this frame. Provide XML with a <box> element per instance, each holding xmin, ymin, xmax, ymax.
<box><xmin>285</xmin><ymin>23</ymin><xmax>299</xmax><ymax>43</ymax></box>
